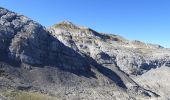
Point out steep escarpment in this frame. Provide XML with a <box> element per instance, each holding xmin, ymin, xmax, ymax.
<box><xmin>0</xmin><ymin>7</ymin><xmax>90</xmax><ymax>71</ymax></box>
<box><xmin>49</xmin><ymin>21</ymin><xmax>170</xmax><ymax>74</ymax></box>
<box><xmin>1</xmin><ymin>7</ymin><xmax>170</xmax><ymax>100</ymax></box>
<box><xmin>0</xmin><ymin>7</ymin><xmax>95</xmax><ymax>100</ymax></box>
<box><xmin>0</xmin><ymin>7</ymin><xmax>129</xmax><ymax>100</ymax></box>
<box><xmin>49</xmin><ymin>21</ymin><xmax>170</xmax><ymax>99</ymax></box>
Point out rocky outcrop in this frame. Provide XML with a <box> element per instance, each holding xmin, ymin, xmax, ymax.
<box><xmin>0</xmin><ymin>7</ymin><xmax>170</xmax><ymax>100</ymax></box>
<box><xmin>0</xmin><ymin>7</ymin><xmax>90</xmax><ymax>72</ymax></box>
<box><xmin>49</xmin><ymin>21</ymin><xmax>170</xmax><ymax>75</ymax></box>
<box><xmin>49</xmin><ymin>21</ymin><xmax>170</xmax><ymax>99</ymax></box>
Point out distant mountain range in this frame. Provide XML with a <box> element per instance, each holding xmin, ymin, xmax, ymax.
<box><xmin>0</xmin><ymin>7</ymin><xmax>170</xmax><ymax>100</ymax></box>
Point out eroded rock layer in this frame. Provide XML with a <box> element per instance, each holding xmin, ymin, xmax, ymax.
<box><xmin>0</xmin><ymin>7</ymin><xmax>170</xmax><ymax>100</ymax></box>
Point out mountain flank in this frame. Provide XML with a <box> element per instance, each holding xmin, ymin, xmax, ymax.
<box><xmin>0</xmin><ymin>7</ymin><xmax>170</xmax><ymax>100</ymax></box>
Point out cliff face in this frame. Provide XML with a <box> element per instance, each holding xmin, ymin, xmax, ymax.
<box><xmin>0</xmin><ymin>7</ymin><xmax>170</xmax><ymax>100</ymax></box>
<box><xmin>0</xmin><ymin>7</ymin><xmax>90</xmax><ymax>71</ymax></box>
<box><xmin>49</xmin><ymin>21</ymin><xmax>170</xmax><ymax>75</ymax></box>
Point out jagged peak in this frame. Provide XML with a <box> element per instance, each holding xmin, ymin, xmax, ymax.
<box><xmin>0</xmin><ymin>6</ymin><xmax>5</xmax><ymax>10</ymax></box>
<box><xmin>59</xmin><ymin>20</ymin><xmax>75</xmax><ymax>26</ymax></box>
<box><xmin>0</xmin><ymin>7</ymin><xmax>15</xmax><ymax>14</ymax></box>
<box><xmin>50</xmin><ymin>21</ymin><xmax>128</xmax><ymax>43</ymax></box>
<box><xmin>53</xmin><ymin>20</ymin><xmax>88</xmax><ymax>30</ymax></box>
<box><xmin>0</xmin><ymin>7</ymin><xmax>10</xmax><ymax>15</ymax></box>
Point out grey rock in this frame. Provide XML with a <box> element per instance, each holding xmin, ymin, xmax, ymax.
<box><xmin>0</xmin><ymin>96</ymin><xmax>6</xmax><ymax>100</ymax></box>
<box><xmin>49</xmin><ymin>21</ymin><xmax>170</xmax><ymax>98</ymax></box>
<box><xmin>0</xmin><ymin>7</ymin><xmax>170</xmax><ymax>100</ymax></box>
<box><xmin>16</xmin><ymin>84</ymin><xmax>32</xmax><ymax>90</ymax></box>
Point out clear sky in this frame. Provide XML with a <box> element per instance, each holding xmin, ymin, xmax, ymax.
<box><xmin>0</xmin><ymin>0</ymin><xmax>170</xmax><ymax>48</ymax></box>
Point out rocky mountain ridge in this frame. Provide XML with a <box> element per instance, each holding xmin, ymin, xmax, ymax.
<box><xmin>0</xmin><ymin>7</ymin><xmax>170</xmax><ymax>100</ymax></box>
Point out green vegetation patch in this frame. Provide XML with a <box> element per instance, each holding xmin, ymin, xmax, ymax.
<box><xmin>3</xmin><ymin>90</ymin><xmax>59</xmax><ymax>100</ymax></box>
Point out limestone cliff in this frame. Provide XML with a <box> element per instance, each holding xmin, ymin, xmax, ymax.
<box><xmin>0</xmin><ymin>7</ymin><xmax>170</xmax><ymax>100</ymax></box>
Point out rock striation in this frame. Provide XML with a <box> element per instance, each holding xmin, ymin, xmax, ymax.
<box><xmin>0</xmin><ymin>7</ymin><xmax>170</xmax><ymax>100</ymax></box>
<box><xmin>49</xmin><ymin>21</ymin><xmax>170</xmax><ymax>75</ymax></box>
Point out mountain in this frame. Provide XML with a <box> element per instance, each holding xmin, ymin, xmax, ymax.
<box><xmin>0</xmin><ymin>7</ymin><xmax>170</xmax><ymax>100</ymax></box>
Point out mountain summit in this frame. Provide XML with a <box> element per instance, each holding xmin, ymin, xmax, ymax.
<box><xmin>0</xmin><ymin>7</ymin><xmax>170</xmax><ymax>100</ymax></box>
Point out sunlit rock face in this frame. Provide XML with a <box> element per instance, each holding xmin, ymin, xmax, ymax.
<box><xmin>0</xmin><ymin>7</ymin><xmax>90</xmax><ymax>72</ymax></box>
<box><xmin>0</xmin><ymin>7</ymin><xmax>170</xmax><ymax>100</ymax></box>
<box><xmin>49</xmin><ymin>21</ymin><xmax>170</xmax><ymax>75</ymax></box>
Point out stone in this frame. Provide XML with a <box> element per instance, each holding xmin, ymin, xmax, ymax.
<box><xmin>0</xmin><ymin>7</ymin><xmax>170</xmax><ymax>100</ymax></box>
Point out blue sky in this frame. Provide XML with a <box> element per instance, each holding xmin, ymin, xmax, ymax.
<box><xmin>0</xmin><ymin>0</ymin><xmax>170</xmax><ymax>47</ymax></box>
